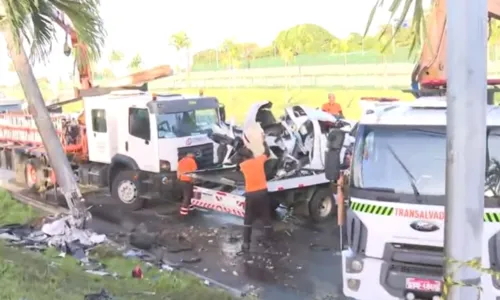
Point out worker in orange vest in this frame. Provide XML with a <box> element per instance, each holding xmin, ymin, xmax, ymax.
<box><xmin>177</xmin><ymin>154</ymin><xmax>198</xmax><ymax>217</ymax></box>
<box><xmin>322</xmin><ymin>93</ymin><xmax>344</xmax><ymax>118</ymax></box>
<box><xmin>239</xmin><ymin>153</ymin><xmax>273</xmax><ymax>253</ymax></box>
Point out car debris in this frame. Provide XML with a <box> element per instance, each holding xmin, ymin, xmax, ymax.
<box><xmin>84</xmin><ymin>289</ymin><xmax>116</xmax><ymax>300</ymax></box>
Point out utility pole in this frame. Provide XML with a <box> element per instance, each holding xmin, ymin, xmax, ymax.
<box><xmin>445</xmin><ymin>0</ymin><xmax>487</xmax><ymax>299</ymax></box>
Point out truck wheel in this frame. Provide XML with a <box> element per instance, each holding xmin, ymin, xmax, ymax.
<box><xmin>25</xmin><ymin>158</ymin><xmax>44</xmax><ymax>191</ymax></box>
<box><xmin>309</xmin><ymin>187</ymin><xmax>336</xmax><ymax>223</ymax></box>
<box><xmin>111</xmin><ymin>170</ymin><xmax>145</xmax><ymax>210</ymax></box>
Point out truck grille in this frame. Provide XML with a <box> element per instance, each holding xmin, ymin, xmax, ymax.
<box><xmin>178</xmin><ymin>143</ymin><xmax>214</xmax><ymax>169</ymax></box>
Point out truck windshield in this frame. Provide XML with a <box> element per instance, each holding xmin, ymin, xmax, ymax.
<box><xmin>352</xmin><ymin>126</ymin><xmax>446</xmax><ymax>196</ymax></box>
<box><xmin>352</xmin><ymin>125</ymin><xmax>500</xmax><ymax>199</ymax></box>
<box><xmin>156</xmin><ymin>108</ymin><xmax>218</xmax><ymax>138</ymax></box>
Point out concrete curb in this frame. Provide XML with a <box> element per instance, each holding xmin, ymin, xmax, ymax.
<box><xmin>2</xmin><ymin>186</ymin><xmax>247</xmax><ymax>298</ymax></box>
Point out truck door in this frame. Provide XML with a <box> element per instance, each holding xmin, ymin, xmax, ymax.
<box><xmin>127</xmin><ymin>107</ymin><xmax>158</xmax><ymax>173</ymax></box>
<box><xmin>88</xmin><ymin>108</ymin><xmax>111</xmax><ymax>163</ymax></box>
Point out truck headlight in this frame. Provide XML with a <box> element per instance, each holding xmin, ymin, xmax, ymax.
<box><xmin>345</xmin><ymin>257</ymin><xmax>364</xmax><ymax>273</ymax></box>
<box><xmin>160</xmin><ymin>160</ymin><xmax>171</xmax><ymax>172</ymax></box>
<box><xmin>351</xmin><ymin>259</ymin><xmax>363</xmax><ymax>272</ymax></box>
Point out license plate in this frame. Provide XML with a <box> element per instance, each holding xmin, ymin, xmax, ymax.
<box><xmin>405</xmin><ymin>277</ymin><xmax>441</xmax><ymax>292</ymax></box>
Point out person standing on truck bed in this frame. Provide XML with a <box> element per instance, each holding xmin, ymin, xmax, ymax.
<box><xmin>239</xmin><ymin>123</ymin><xmax>273</xmax><ymax>253</ymax></box>
<box><xmin>177</xmin><ymin>153</ymin><xmax>198</xmax><ymax>218</ymax></box>
<box><xmin>322</xmin><ymin>93</ymin><xmax>344</xmax><ymax>118</ymax></box>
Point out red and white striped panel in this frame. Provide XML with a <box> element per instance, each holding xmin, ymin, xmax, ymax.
<box><xmin>191</xmin><ymin>199</ymin><xmax>244</xmax><ymax>217</ymax></box>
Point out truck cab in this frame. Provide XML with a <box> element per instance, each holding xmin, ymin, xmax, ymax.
<box><xmin>338</xmin><ymin>96</ymin><xmax>500</xmax><ymax>300</ymax></box>
<box><xmin>82</xmin><ymin>90</ymin><xmax>223</xmax><ymax>209</ymax></box>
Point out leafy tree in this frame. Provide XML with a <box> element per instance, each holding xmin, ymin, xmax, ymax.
<box><xmin>339</xmin><ymin>40</ymin><xmax>350</xmax><ymax>65</ymax></box>
<box><xmin>128</xmin><ymin>53</ymin><xmax>142</xmax><ymax>71</ymax></box>
<box><xmin>274</xmin><ymin>24</ymin><xmax>336</xmax><ymax>54</ymax></box>
<box><xmin>0</xmin><ymin>0</ymin><xmax>105</xmax><ymax>220</ymax></box>
<box><xmin>109</xmin><ymin>50</ymin><xmax>124</xmax><ymax>63</ymax></box>
<box><xmin>109</xmin><ymin>50</ymin><xmax>124</xmax><ymax>73</ymax></box>
<box><xmin>169</xmin><ymin>31</ymin><xmax>191</xmax><ymax>72</ymax></box>
<box><xmin>102</xmin><ymin>67</ymin><xmax>114</xmax><ymax>79</ymax></box>
<box><xmin>220</xmin><ymin>39</ymin><xmax>241</xmax><ymax>69</ymax></box>
<box><xmin>239</xmin><ymin>43</ymin><xmax>258</xmax><ymax>68</ymax></box>
<box><xmin>346</xmin><ymin>33</ymin><xmax>363</xmax><ymax>52</ymax></box>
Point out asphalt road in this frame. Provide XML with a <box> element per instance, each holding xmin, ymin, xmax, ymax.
<box><xmin>0</xmin><ymin>170</ymin><xmax>347</xmax><ymax>300</ymax></box>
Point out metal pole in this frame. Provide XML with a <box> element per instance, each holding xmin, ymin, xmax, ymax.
<box><xmin>445</xmin><ymin>0</ymin><xmax>487</xmax><ymax>298</ymax></box>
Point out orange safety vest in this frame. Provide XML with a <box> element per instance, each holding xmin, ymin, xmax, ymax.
<box><xmin>322</xmin><ymin>102</ymin><xmax>343</xmax><ymax>115</ymax></box>
<box><xmin>177</xmin><ymin>155</ymin><xmax>197</xmax><ymax>182</ymax></box>
<box><xmin>240</xmin><ymin>154</ymin><xmax>268</xmax><ymax>193</ymax></box>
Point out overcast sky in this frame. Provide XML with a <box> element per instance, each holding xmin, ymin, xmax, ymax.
<box><xmin>0</xmin><ymin>0</ymin><xmax>431</xmax><ymax>84</ymax></box>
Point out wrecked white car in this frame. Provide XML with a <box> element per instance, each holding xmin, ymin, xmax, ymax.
<box><xmin>190</xmin><ymin>102</ymin><xmax>356</xmax><ymax>223</ymax></box>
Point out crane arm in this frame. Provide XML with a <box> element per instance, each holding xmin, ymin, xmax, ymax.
<box><xmin>51</xmin><ymin>11</ymin><xmax>92</xmax><ymax>95</ymax></box>
<box><xmin>413</xmin><ymin>0</ymin><xmax>500</xmax><ymax>89</ymax></box>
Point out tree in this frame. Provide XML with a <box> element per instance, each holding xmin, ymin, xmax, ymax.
<box><xmin>109</xmin><ymin>50</ymin><xmax>124</xmax><ymax>64</ymax></box>
<box><xmin>0</xmin><ymin>0</ymin><xmax>105</xmax><ymax>224</ymax></box>
<box><xmin>169</xmin><ymin>31</ymin><xmax>191</xmax><ymax>72</ymax></box>
<box><xmin>128</xmin><ymin>53</ymin><xmax>142</xmax><ymax>71</ymax></box>
<box><xmin>274</xmin><ymin>24</ymin><xmax>336</xmax><ymax>55</ymax></box>
<box><xmin>109</xmin><ymin>50</ymin><xmax>123</xmax><ymax>73</ymax></box>
<box><xmin>220</xmin><ymin>39</ymin><xmax>241</xmax><ymax>69</ymax></box>
<box><xmin>239</xmin><ymin>43</ymin><xmax>258</xmax><ymax>68</ymax></box>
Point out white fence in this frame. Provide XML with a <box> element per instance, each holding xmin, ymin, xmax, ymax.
<box><xmin>149</xmin><ymin>62</ymin><xmax>500</xmax><ymax>89</ymax></box>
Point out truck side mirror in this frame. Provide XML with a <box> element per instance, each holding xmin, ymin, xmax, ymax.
<box><xmin>325</xmin><ymin>130</ymin><xmax>346</xmax><ymax>181</ymax></box>
<box><xmin>219</xmin><ymin>105</ymin><xmax>226</xmax><ymax>123</ymax></box>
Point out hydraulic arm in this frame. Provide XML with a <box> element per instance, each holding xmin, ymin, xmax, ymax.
<box><xmin>412</xmin><ymin>0</ymin><xmax>500</xmax><ymax>89</ymax></box>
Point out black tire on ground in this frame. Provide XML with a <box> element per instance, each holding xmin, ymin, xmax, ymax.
<box><xmin>308</xmin><ymin>186</ymin><xmax>336</xmax><ymax>223</ymax></box>
<box><xmin>24</xmin><ymin>158</ymin><xmax>44</xmax><ymax>191</ymax></box>
<box><xmin>111</xmin><ymin>169</ymin><xmax>145</xmax><ymax>211</ymax></box>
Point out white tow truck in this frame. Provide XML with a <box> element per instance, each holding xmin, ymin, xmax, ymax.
<box><xmin>0</xmin><ymin>90</ymin><xmax>225</xmax><ymax>210</ymax></box>
<box><xmin>336</xmin><ymin>96</ymin><xmax>500</xmax><ymax>299</ymax></box>
<box><xmin>188</xmin><ymin>102</ymin><xmax>356</xmax><ymax>222</ymax></box>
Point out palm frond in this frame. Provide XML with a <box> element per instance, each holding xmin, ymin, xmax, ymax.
<box><xmin>1</xmin><ymin>0</ymin><xmax>34</xmax><ymax>54</ymax></box>
<box><xmin>49</xmin><ymin>0</ymin><xmax>106</xmax><ymax>63</ymax></box>
<box><xmin>366</xmin><ymin>0</ymin><xmax>427</xmax><ymax>56</ymax></box>
<box><xmin>2</xmin><ymin>0</ymin><xmax>105</xmax><ymax>65</ymax></box>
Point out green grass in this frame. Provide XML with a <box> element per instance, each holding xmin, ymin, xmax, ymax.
<box><xmin>192</xmin><ymin>48</ymin><xmax>418</xmax><ymax>71</ymax></box>
<box><xmin>59</xmin><ymin>87</ymin><xmax>415</xmax><ymax>123</ymax></box>
<box><xmin>158</xmin><ymin>88</ymin><xmax>415</xmax><ymax>122</ymax></box>
<box><xmin>0</xmin><ymin>191</ymin><xmax>241</xmax><ymax>300</ymax></box>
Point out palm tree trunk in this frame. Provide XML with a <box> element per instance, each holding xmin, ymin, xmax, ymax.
<box><xmin>4</xmin><ymin>27</ymin><xmax>87</xmax><ymax>225</ymax></box>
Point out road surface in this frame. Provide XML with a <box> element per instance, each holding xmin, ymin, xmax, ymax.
<box><xmin>0</xmin><ymin>170</ymin><xmax>347</xmax><ymax>300</ymax></box>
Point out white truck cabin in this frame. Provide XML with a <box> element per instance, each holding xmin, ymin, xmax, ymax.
<box><xmin>341</xmin><ymin>96</ymin><xmax>500</xmax><ymax>300</ymax></box>
<box><xmin>84</xmin><ymin>91</ymin><xmax>222</xmax><ymax>174</ymax></box>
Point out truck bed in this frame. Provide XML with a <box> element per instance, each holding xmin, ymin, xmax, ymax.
<box><xmin>189</xmin><ymin>165</ymin><xmax>330</xmax><ymax>193</ymax></box>
<box><xmin>188</xmin><ymin>167</ymin><xmax>244</xmax><ymax>187</ymax></box>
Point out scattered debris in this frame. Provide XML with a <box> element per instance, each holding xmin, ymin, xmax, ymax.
<box><xmin>181</xmin><ymin>256</ymin><xmax>201</xmax><ymax>264</ymax></box>
<box><xmin>84</xmin><ymin>289</ymin><xmax>115</xmax><ymax>300</ymax></box>
<box><xmin>131</xmin><ymin>265</ymin><xmax>143</xmax><ymax>279</ymax></box>
<box><xmin>129</xmin><ymin>223</ymin><xmax>156</xmax><ymax>250</ymax></box>
<box><xmin>309</xmin><ymin>243</ymin><xmax>331</xmax><ymax>252</ymax></box>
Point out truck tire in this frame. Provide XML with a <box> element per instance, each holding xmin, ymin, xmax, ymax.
<box><xmin>111</xmin><ymin>170</ymin><xmax>145</xmax><ymax>210</ymax></box>
<box><xmin>308</xmin><ymin>187</ymin><xmax>336</xmax><ymax>223</ymax></box>
<box><xmin>25</xmin><ymin>158</ymin><xmax>44</xmax><ymax>191</ymax></box>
